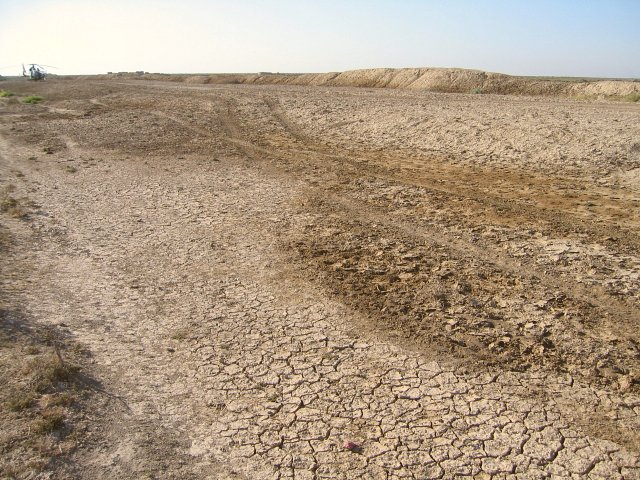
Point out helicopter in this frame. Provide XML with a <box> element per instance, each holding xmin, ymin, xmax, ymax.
<box><xmin>22</xmin><ymin>64</ymin><xmax>55</xmax><ymax>81</ymax></box>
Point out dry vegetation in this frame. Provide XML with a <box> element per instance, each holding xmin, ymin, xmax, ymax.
<box><xmin>0</xmin><ymin>294</ymin><xmax>91</xmax><ymax>478</ymax></box>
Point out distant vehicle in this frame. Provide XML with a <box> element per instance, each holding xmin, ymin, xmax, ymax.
<box><xmin>22</xmin><ymin>64</ymin><xmax>55</xmax><ymax>81</ymax></box>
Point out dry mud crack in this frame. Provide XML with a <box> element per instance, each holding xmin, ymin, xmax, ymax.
<box><xmin>0</xmin><ymin>79</ymin><xmax>639</xmax><ymax>479</ymax></box>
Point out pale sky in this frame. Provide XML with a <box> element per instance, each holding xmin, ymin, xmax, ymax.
<box><xmin>1</xmin><ymin>0</ymin><xmax>638</xmax><ymax>78</ymax></box>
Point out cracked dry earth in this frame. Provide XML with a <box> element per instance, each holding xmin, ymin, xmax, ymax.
<box><xmin>1</xmin><ymin>79</ymin><xmax>639</xmax><ymax>479</ymax></box>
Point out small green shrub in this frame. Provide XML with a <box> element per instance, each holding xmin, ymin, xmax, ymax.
<box><xmin>0</xmin><ymin>89</ymin><xmax>14</xmax><ymax>97</ymax></box>
<box><xmin>624</xmin><ymin>92</ymin><xmax>640</xmax><ymax>102</ymax></box>
<box><xmin>471</xmin><ymin>87</ymin><xmax>484</xmax><ymax>94</ymax></box>
<box><xmin>22</xmin><ymin>95</ymin><xmax>43</xmax><ymax>104</ymax></box>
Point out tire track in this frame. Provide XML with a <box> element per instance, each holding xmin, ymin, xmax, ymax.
<box><xmin>261</xmin><ymin>96</ymin><xmax>639</xmax><ymax>251</ymax></box>
<box><xmin>224</xmin><ymin>96</ymin><xmax>640</xmax><ymax>333</ymax></box>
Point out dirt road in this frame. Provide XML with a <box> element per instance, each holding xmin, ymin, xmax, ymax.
<box><xmin>1</xmin><ymin>79</ymin><xmax>639</xmax><ymax>478</ymax></box>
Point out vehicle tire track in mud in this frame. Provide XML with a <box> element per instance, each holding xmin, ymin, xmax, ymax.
<box><xmin>224</xmin><ymin>91</ymin><xmax>640</xmax><ymax>446</ymax></box>
<box><xmin>325</xmin><ymin>190</ymin><xmax>638</xmax><ymax>332</ymax></box>
<box><xmin>286</xmin><ymin>189</ymin><xmax>638</xmax><ymax>380</ymax></box>
<box><xmin>226</xmin><ymin>95</ymin><xmax>639</xmax><ymax>343</ymax></box>
<box><xmin>263</xmin><ymin>96</ymin><xmax>317</xmax><ymax>147</ymax></box>
<box><xmin>127</xmin><ymin>89</ymin><xmax>640</xmax><ymax>359</ymax></box>
<box><xmin>211</xmin><ymin>98</ymin><xmax>280</xmax><ymax>164</ymax></box>
<box><xmin>151</xmin><ymin>109</ymin><xmax>215</xmax><ymax>138</ymax></box>
<box><xmin>258</xmin><ymin>95</ymin><xmax>640</xmax><ymax>253</ymax></box>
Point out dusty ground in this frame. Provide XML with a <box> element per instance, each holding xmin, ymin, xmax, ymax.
<box><xmin>0</xmin><ymin>78</ymin><xmax>639</xmax><ymax>479</ymax></box>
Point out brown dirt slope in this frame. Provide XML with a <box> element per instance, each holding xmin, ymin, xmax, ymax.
<box><xmin>103</xmin><ymin>67</ymin><xmax>640</xmax><ymax>99</ymax></box>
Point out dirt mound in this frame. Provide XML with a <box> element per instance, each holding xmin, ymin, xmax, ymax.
<box><xmin>98</xmin><ymin>68</ymin><xmax>640</xmax><ymax>99</ymax></box>
<box><xmin>183</xmin><ymin>75</ymin><xmax>210</xmax><ymax>84</ymax></box>
<box><xmin>173</xmin><ymin>67</ymin><xmax>640</xmax><ymax>99</ymax></box>
<box><xmin>294</xmin><ymin>68</ymin><xmax>640</xmax><ymax>98</ymax></box>
<box><xmin>570</xmin><ymin>79</ymin><xmax>640</xmax><ymax>97</ymax></box>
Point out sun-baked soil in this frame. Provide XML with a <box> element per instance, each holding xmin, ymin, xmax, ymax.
<box><xmin>0</xmin><ymin>78</ymin><xmax>639</xmax><ymax>479</ymax></box>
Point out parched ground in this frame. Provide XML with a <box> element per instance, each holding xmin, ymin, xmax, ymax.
<box><xmin>0</xmin><ymin>78</ymin><xmax>639</xmax><ymax>479</ymax></box>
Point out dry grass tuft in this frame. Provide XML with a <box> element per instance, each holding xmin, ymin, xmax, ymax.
<box><xmin>1</xmin><ymin>195</ymin><xmax>19</xmax><ymax>212</ymax></box>
<box><xmin>32</xmin><ymin>407</ymin><xmax>65</xmax><ymax>435</ymax></box>
<box><xmin>0</xmin><ymin>225</ymin><xmax>10</xmax><ymax>250</ymax></box>
<box><xmin>0</xmin><ymin>197</ymin><xmax>28</xmax><ymax>218</ymax></box>
<box><xmin>1</xmin><ymin>186</ymin><xmax>33</xmax><ymax>220</ymax></box>
<box><xmin>6</xmin><ymin>391</ymin><xmax>36</xmax><ymax>412</ymax></box>
<box><xmin>0</xmin><ymin>323</ymin><xmax>88</xmax><ymax>478</ymax></box>
<box><xmin>43</xmin><ymin>392</ymin><xmax>75</xmax><ymax>408</ymax></box>
<box><xmin>26</xmin><ymin>354</ymin><xmax>77</xmax><ymax>393</ymax></box>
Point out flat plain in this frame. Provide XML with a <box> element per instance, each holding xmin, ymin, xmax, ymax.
<box><xmin>1</xmin><ymin>78</ymin><xmax>639</xmax><ymax>479</ymax></box>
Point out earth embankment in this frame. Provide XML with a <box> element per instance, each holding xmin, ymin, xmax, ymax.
<box><xmin>102</xmin><ymin>67</ymin><xmax>640</xmax><ymax>99</ymax></box>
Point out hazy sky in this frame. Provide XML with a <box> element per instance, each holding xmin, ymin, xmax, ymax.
<box><xmin>1</xmin><ymin>0</ymin><xmax>638</xmax><ymax>78</ymax></box>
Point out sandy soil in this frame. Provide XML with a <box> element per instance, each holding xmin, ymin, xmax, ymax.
<box><xmin>0</xmin><ymin>78</ymin><xmax>639</xmax><ymax>479</ymax></box>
